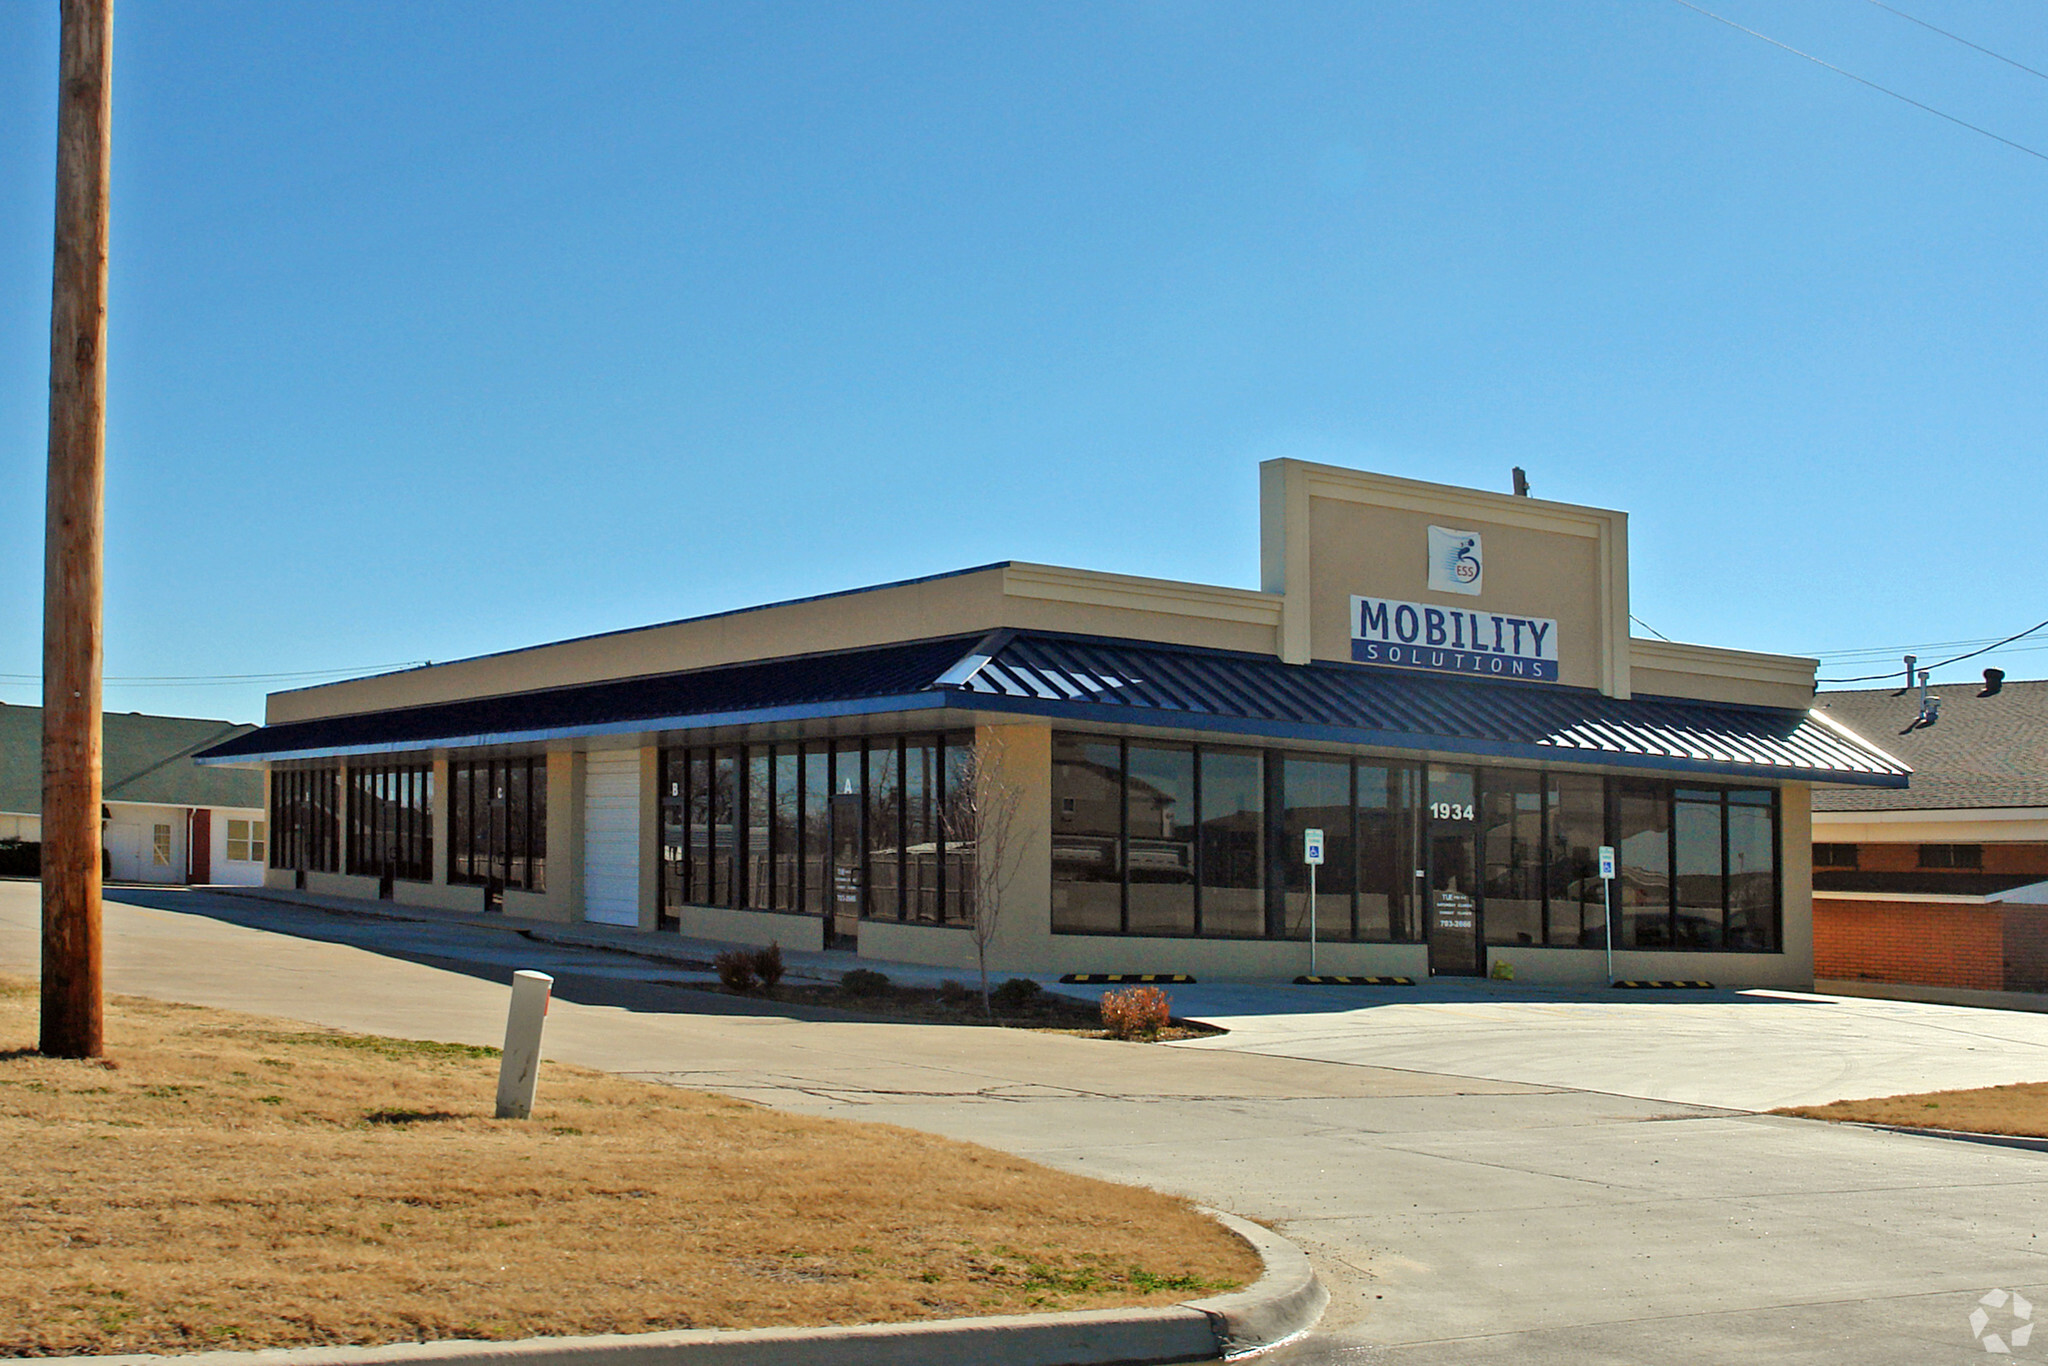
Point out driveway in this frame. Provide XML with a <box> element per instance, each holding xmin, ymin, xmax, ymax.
<box><xmin>4</xmin><ymin>881</ymin><xmax>2046</xmax><ymax>1364</ymax></box>
<box><xmin>1153</xmin><ymin>979</ymin><xmax>2048</xmax><ymax>1112</ymax></box>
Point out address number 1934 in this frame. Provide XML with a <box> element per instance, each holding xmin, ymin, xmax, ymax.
<box><xmin>1429</xmin><ymin>801</ymin><xmax>1474</xmax><ymax>822</ymax></box>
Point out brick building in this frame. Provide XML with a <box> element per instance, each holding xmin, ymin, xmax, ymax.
<box><xmin>1810</xmin><ymin>678</ymin><xmax>2048</xmax><ymax>994</ymax></box>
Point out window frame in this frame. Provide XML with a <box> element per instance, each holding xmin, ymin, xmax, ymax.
<box><xmin>1047</xmin><ymin>730</ymin><xmax>1782</xmax><ymax>953</ymax></box>
<box><xmin>445</xmin><ymin>756</ymin><xmax>547</xmax><ymax>892</ymax></box>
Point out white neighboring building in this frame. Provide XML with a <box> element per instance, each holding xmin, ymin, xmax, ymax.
<box><xmin>0</xmin><ymin>704</ymin><xmax>267</xmax><ymax>886</ymax></box>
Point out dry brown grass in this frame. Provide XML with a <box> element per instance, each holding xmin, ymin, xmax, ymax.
<box><xmin>0</xmin><ymin>974</ymin><xmax>1256</xmax><ymax>1357</ymax></box>
<box><xmin>1776</xmin><ymin>1081</ymin><xmax>2048</xmax><ymax>1138</ymax></box>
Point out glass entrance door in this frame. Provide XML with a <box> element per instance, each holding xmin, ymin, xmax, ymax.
<box><xmin>1425</xmin><ymin>766</ymin><xmax>1483</xmax><ymax>976</ymax></box>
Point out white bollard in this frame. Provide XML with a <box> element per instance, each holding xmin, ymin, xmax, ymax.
<box><xmin>495</xmin><ymin>970</ymin><xmax>554</xmax><ymax>1120</ymax></box>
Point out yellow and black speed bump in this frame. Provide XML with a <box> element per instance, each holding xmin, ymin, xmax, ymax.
<box><xmin>1612</xmin><ymin>979</ymin><xmax>1714</xmax><ymax>990</ymax></box>
<box><xmin>1294</xmin><ymin>975</ymin><xmax>1415</xmax><ymax>986</ymax></box>
<box><xmin>1059</xmin><ymin>973</ymin><xmax>1196</xmax><ymax>984</ymax></box>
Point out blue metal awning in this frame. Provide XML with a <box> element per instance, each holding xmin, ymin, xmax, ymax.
<box><xmin>947</xmin><ymin>631</ymin><xmax>1906</xmax><ymax>784</ymax></box>
<box><xmin>197</xmin><ymin>628</ymin><xmax>1908</xmax><ymax>787</ymax></box>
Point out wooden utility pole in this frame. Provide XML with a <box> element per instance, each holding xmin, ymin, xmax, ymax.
<box><xmin>41</xmin><ymin>0</ymin><xmax>113</xmax><ymax>1059</ymax></box>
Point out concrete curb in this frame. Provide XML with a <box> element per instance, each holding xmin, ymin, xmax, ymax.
<box><xmin>40</xmin><ymin>1212</ymin><xmax>1323</xmax><ymax>1366</ymax></box>
<box><xmin>1187</xmin><ymin>1210</ymin><xmax>1330</xmax><ymax>1357</ymax></box>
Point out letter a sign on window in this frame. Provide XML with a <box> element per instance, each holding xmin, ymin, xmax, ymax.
<box><xmin>1304</xmin><ymin>829</ymin><xmax>1325</xmax><ymax>866</ymax></box>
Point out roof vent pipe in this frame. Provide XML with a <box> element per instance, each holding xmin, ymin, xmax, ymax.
<box><xmin>1982</xmin><ymin>667</ymin><xmax>2006</xmax><ymax>698</ymax></box>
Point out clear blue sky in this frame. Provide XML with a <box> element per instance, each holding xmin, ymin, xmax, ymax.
<box><xmin>3</xmin><ymin>1</ymin><xmax>2044</xmax><ymax>724</ymax></box>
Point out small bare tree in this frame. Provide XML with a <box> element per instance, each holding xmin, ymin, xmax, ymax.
<box><xmin>943</xmin><ymin>728</ymin><xmax>1028</xmax><ymax>1015</ymax></box>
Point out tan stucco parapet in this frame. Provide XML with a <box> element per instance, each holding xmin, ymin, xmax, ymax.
<box><xmin>266</xmin><ymin>564</ymin><xmax>1011</xmax><ymax>724</ymax></box>
<box><xmin>267</xmin><ymin>558</ymin><xmax>1292</xmax><ymax>727</ymax></box>
<box><xmin>1628</xmin><ymin>637</ymin><xmax>1818</xmax><ymax>710</ymax></box>
<box><xmin>1259</xmin><ymin>459</ymin><xmax>1633</xmax><ymax>696</ymax></box>
<box><xmin>263</xmin><ymin>460</ymin><xmax>1813</xmax><ymax>729</ymax></box>
<box><xmin>1000</xmin><ymin>562</ymin><xmax>1282</xmax><ymax>627</ymax></box>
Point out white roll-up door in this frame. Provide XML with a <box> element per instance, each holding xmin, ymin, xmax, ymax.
<box><xmin>582</xmin><ymin>750</ymin><xmax>641</xmax><ymax>926</ymax></box>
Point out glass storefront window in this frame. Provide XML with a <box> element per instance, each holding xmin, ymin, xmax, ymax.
<box><xmin>802</xmin><ymin>743</ymin><xmax>831</xmax><ymax>916</ymax></box>
<box><xmin>772</xmin><ymin>747</ymin><xmax>800</xmax><ymax>912</ymax></box>
<box><xmin>1727</xmin><ymin>794</ymin><xmax>1777</xmax><ymax>950</ymax></box>
<box><xmin>270</xmin><ymin>766</ymin><xmax>341</xmax><ymax>874</ymax></box>
<box><xmin>1125</xmin><ymin>742</ymin><xmax>1196</xmax><ymax>936</ymax></box>
<box><xmin>904</xmin><ymin>738</ymin><xmax>938</xmax><ymax>922</ymax></box>
<box><xmin>831</xmin><ymin>740</ymin><xmax>865</xmax><ymax>928</ymax></box>
<box><xmin>1617</xmin><ymin>780</ymin><xmax>1671</xmax><ymax>947</ymax></box>
<box><xmin>1356</xmin><ymin>763</ymin><xmax>1418</xmax><ymax>941</ymax></box>
<box><xmin>528</xmin><ymin>761</ymin><xmax>546</xmax><ymax>890</ymax></box>
<box><xmin>660</xmin><ymin>751</ymin><xmax>686</xmax><ymax>924</ymax></box>
<box><xmin>659</xmin><ymin>733</ymin><xmax>983</xmax><ymax>930</ymax></box>
<box><xmin>1545</xmin><ymin>773</ymin><xmax>1606</xmax><ymax>948</ymax></box>
<box><xmin>746</xmin><ymin>748</ymin><xmax>772</xmax><ymax>910</ymax></box>
<box><xmin>1051</xmin><ymin>735</ymin><xmax>1122</xmax><ymax>933</ymax></box>
<box><xmin>1674</xmin><ymin>790</ymin><xmax>1725</xmax><ymax>949</ymax></box>
<box><xmin>446</xmin><ymin>757</ymin><xmax>544</xmax><ymax>892</ymax></box>
<box><xmin>346</xmin><ymin>762</ymin><xmax>432</xmax><ymax>883</ymax></box>
<box><xmin>941</xmin><ymin>734</ymin><xmax>977</xmax><ymax>924</ymax></box>
<box><xmin>711</xmin><ymin>750</ymin><xmax>738</xmax><ymax>907</ymax></box>
<box><xmin>1481</xmin><ymin>770</ymin><xmax>1543</xmax><ymax>947</ymax></box>
<box><xmin>866</xmin><ymin>738</ymin><xmax>902</xmax><ymax>920</ymax></box>
<box><xmin>1200</xmin><ymin>747</ymin><xmax>1265</xmax><ymax>938</ymax></box>
<box><xmin>1280</xmin><ymin>755</ymin><xmax>1352</xmax><ymax>939</ymax></box>
<box><xmin>645</xmin><ymin>727</ymin><xmax>1786</xmax><ymax>959</ymax></box>
<box><xmin>507</xmin><ymin>761</ymin><xmax>529</xmax><ymax>889</ymax></box>
<box><xmin>688</xmin><ymin>751</ymin><xmax>713</xmax><ymax>907</ymax></box>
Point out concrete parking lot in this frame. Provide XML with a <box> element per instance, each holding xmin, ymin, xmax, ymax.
<box><xmin>1159</xmin><ymin>978</ymin><xmax>2048</xmax><ymax>1112</ymax></box>
<box><xmin>4</xmin><ymin>881</ymin><xmax>2047</xmax><ymax>1364</ymax></box>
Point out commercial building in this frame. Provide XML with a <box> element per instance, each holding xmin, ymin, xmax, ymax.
<box><xmin>1</xmin><ymin>705</ymin><xmax>266</xmax><ymax>885</ymax></box>
<box><xmin>1810</xmin><ymin>679</ymin><xmax>2048</xmax><ymax>995</ymax></box>
<box><xmin>198</xmin><ymin>461</ymin><xmax>1906</xmax><ymax>985</ymax></box>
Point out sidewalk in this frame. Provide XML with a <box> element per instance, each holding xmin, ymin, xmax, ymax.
<box><xmin>211</xmin><ymin>884</ymin><xmax>999</xmax><ymax>992</ymax></box>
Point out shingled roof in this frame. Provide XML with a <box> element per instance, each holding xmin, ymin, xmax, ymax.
<box><xmin>0</xmin><ymin>704</ymin><xmax>264</xmax><ymax>817</ymax></box>
<box><xmin>1810</xmin><ymin>678</ymin><xmax>2048</xmax><ymax>812</ymax></box>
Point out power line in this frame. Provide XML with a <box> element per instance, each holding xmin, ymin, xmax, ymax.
<box><xmin>1630</xmin><ymin>614</ymin><xmax>1673</xmax><ymax>641</ymax></box>
<box><xmin>1864</xmin><ymin>0</ymin><xmax>2048</xmax><ymax>84</ymax></box>
<box><xmin>1815</xmin><ymin>639</ymin><xmax>2048</xmax><ymax>668</ymax></box>
<box><xmin>1812</xmin><ymin>632</ymin><xmax>2048</xmax><ymax>660</ymax></box>
<box><xmin>1816</xmin><ymin>617</ymin><xmax>2048</xmax><ymax>683</ymax></box>
<box><xmin>1667</xmin><ymin>0</ymin><xmax>2048</xmax><ymax>163</ymax></box>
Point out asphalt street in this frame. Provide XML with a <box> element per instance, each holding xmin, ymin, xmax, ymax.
<box><xmin>4</xmin><ymin>881</ymin><xmax>2047</xmax><ymax>1365</ymax></box>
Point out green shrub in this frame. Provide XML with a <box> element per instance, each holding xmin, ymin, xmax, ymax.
<box><xmin>750</xmin><ymin>942</ymin><xmax>785</xmax><ymax>990</ymax></box>
<box><xmin>840</xmin><ymin>968</ymin><xmax>890</xmax><ymax>997</ymax></box>
<box><xmin>1100</xmin><ymin>985</ymin><xmax>1172</xmax><ymax>1040</ymax></box>
<box><xmin>991</xmin><ymin>977</ymin><xmax>1043</xmax><ymax>1012</ymax></box>
<box><xmin>714</xmin><ymin>950</ymin><xmax>759</xmax><ymax>993</ymax></box>
<box><xmin>937</xmin><ymin>979</ymin><xmax>968</xmax><ymax>1004</ymax></box>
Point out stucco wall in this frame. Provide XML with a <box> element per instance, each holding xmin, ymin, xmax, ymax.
<box><xmin>1304</xmin><ymin>497</ymin><xmax>1609</xmax><ymax>691</ymax></box>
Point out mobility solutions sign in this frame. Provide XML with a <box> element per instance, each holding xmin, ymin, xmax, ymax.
<box><xmin>1351</xmin><ymin>596</ymin><xmax>1560</xmax><ymax>683</ymax></box>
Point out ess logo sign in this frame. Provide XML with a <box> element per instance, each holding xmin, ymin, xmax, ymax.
<box><xmin>1427</xmin><ymin>525</ymin><xmax>1483</xmax><ymax>596</ymax></box>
